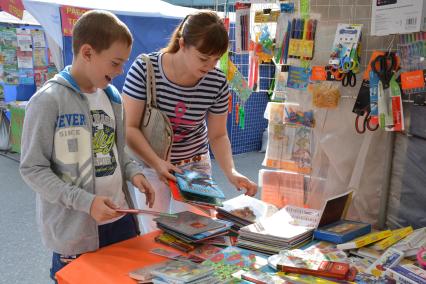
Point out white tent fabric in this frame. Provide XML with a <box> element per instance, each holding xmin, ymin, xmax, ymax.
<box><xmin>22</xmin><ymin>0</ymin><xmax>197</xmax><ymax>49</ymax></box>
<box><xmin>0</xmin><ymin>10</ymin><xmax>39</xmax><ymax>25</ymax></box>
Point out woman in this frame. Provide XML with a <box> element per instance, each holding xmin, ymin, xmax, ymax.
<box><xmin>122</xmin><ymin>10</ymin><xmax>257</xmax><ymax>233</ymax></box>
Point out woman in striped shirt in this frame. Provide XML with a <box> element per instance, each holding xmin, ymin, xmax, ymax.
<box><xmin>122</xmin><ymin>10</ymin><xmax>257</xmax><ymax>233</ymax></box>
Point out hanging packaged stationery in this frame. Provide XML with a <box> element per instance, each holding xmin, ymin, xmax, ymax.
<box><xmin>287</xmin><ymin>17</ymin><xmax>318</xmax><ymax>62</ymax></box>
<box><xmin>287</xmin><ymin>65</ymin><xmax>311</xmax><ymax>90</ymax></box>
<box><xmin>272</xmin><ymin>65</ymin><xmax>289</xmax><ymax>101</ymax></box>
<box><xmin>310</xmin><ymin>82</ymin><xmax>341</xmax><ymax>109</ymax></box>
<box><xmin>275</xmin><ymin>6</ymin><xmax>292</xmax><ymax>64</ymax></box>
<box><xmin>264</xmin><ymin>125</ymin><xmax>312</xmax><ymax>174</ymax></box>
<box><xmin>328</xmin><ymin>24</ymin><xmax>362</xmax><ymax>87</ymax></box>
<box><xmin>284</xmin><ymin>103</ymin><xmax>314</xmax><ymax>128</ymax></box>
<box><xmin>235</xmin><ymin>3</ymin><xmax>251</xmax><ymax>53</ymax></box>
<box><xmin>239</xmin><ymin>105</ymin><xmax>245</xmax><ymax>129</ymax></box>
<box><xmin>370</xmin><ymin>52</ymin><xmax>400</xmax><ymax>130</ymax></box>
<box><xmin>227</xmin><ymin>59</ymin><xmax>253</xmax><ymax>102</ymax></box>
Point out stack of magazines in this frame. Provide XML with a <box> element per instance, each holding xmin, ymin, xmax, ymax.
<box><xmin>154</xmin><ymin>211</ymin><xmax>233</xmax><ymax>243</ymax></box>
<box><xmin>216</xmin><ymin>194</ymin><xmax>278</xmax><ymax>233</ymax></box>
<box><xmin>237</xmin><ymin>205</ymin><xmax>321</xmax><ymax>255</ymax></box>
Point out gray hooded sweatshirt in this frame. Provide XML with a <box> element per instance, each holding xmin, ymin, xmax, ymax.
<box><xmin>20</xmin><ymin>66</ymin><xmax>141</xmax><ymax>255</ymax></box>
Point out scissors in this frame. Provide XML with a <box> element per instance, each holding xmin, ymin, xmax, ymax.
<box><xmin>355</xmin><ymin>110</ymin><xmax>379</xmax><ymax>134</ymax></box>
<box><xmin>342</xmin><ymin>70</ymin><xmax>356</xmax><ymax>87</ymax></box>
<box><xmin>370</xmin><ymin>52</ymin><xmax>397</xmax><ymax>89</ymax></box>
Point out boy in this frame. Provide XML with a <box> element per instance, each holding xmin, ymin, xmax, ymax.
<box><xmin>19</xmin><ymin>10</ymin><xmax>155</xmax><ymax>281</ymax></box>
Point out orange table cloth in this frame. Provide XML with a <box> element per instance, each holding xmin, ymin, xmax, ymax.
<box><xmin>56</xmin><ymin>231</ymin><xmax>176</xmax><ymax>284</ymax></box>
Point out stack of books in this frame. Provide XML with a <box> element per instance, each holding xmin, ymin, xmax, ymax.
<box><xmin>216</xmin><ymin>194</ymin><xmax>278</xmax><ymax>233</ymax></box>
<box><xmin>169</xmin><ymin>169</ymin><xmax>226</xmax><ymax>208</ymax></box>
<box><xmin>237</xmin><ymin>205</ymin><xmax>320</xmax><ymax>255</ymax></box>
<box><xmin>154</xmin><ymin>211</ymin><xmax>233</xmax><ymax>243</ymax></box>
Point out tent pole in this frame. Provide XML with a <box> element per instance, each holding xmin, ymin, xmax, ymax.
<box><xmin>378</xmin><ymin>131</ymin><xmax>395</xmax><ymax>229</ymax></box>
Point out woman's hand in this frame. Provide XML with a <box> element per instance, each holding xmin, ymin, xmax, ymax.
<box><xmin>227</xmin><ymin>169</ymin><xmax>258</xmax><ymax>197</ymax></box>
<box><xmin>152</xmin><ymin>159</ymin><xmax>182</xmax><ymax>184</ymax></box>
<box><xmin>132</xmin><ymin>174</ymin><xmax>155</xmax><ymax>208</ymax></box>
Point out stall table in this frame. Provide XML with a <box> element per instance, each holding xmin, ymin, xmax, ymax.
<box><xmin>56</xmin><ymin>231</ymin><xmax>176</xmax><ymax>284</ymax></box>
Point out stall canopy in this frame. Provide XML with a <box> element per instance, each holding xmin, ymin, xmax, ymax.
<box><xmin>0</xmin><ymin>10</ymin><xmax>38</xmax><ymax>25</ymax></box>
<box><xmin>22</xmin><ymin>0</ymin><xmax>197</xmax><ymax>90</ymax></box>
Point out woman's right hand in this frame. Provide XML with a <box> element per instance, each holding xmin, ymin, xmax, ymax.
<box><xmin>152</xmin><ymin>159</ymin><xmax>182</xmax><ymax>184</ymax></box>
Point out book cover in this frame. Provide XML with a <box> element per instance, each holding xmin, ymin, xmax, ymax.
<box><xmin>154</xmin><ymin>211</ymin><xmax>225</xmax><ymax>236</ymax></box>
<box><xmin>169</xmin><ymin>180</ymin><xmax>224</xmax><ymax>208</ymax></box>
<box><xmin>314</xmin><ymin>220</ymin><xmax>372</xmax><ymax>244</ymax></box>
<box><xmin>371</xmin><ymin>226</ymin><xmax>413</xmax><ymax>250</ymax></box>
<box><xmin>219</xmin><ymin>194</ymin><xmax>279</xmax><ymax>223</ymax></box>
<box><xmin>202</xmin><ymin>246</ymin><xmax>268</xmax><ymax>282</ymax></box>
<box><xmin>366</xmin><ymin>247</ymin><xmax>404</xmax><ymax>277</ymax></box>
<box><xmin>274</xmin><ymin>252</ymin><xmax>350</xmax><ymax>280</ymax></box>
<box><xmin>239</xmin><ymin>269</ymin><xmax>286</xmax><ymax>284</ymax></box>
<box><xmin>188</xmin><ymin>244</ymin><xmax>222</xmax><ymax>261</ymax></box>
<box><xmin>175</xmin><ymin>169</ymin><xmax>225</xmax><ymax>199</ymax></box>
<box><xmin>150</xmin><ymin>260</ymin><xmax>213</xmax><ymax>283</ymax></box>
<box><xmin>336</xmin><ymin>230</ymin><xmax>392</xmax><ymax>250</ymax></box>
<box><xmin>386</xmin><ymin>264</ymin><xmax>426</xmax><ymax>284</ymax></box>
<box><xmin>392</xmin><ymin>227</ymin><xmax>426</xmax><ymax>252</ymax></box>
<box><xmin>128</xmin><ymin>261</ymin><xmax>168</xmax><ymax>281</ymax></box>
<box><xmin>154</xmin><ymin>232</ymin><xmax>195</xmax><ymax>252</ymax></box>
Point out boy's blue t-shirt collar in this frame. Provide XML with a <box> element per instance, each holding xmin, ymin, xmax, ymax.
<box><xmin>58</xmin><ymin>65</ymin><xmax>122</xmax><ymax>104</ymax></box>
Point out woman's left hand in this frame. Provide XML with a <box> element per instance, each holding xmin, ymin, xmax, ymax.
<box><xmin>227</xmin><ymin>169</ymin><xmax>258</xmax><ymax>197</ymax></box>
<box><xmin>132</xmin><ymin>174</ymin><xmax>155</xmax><ymax>208</ymax></box>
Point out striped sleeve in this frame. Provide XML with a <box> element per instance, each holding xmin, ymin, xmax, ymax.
<box><xmin>122</xmin><ymin>58</ymin><xmax>147</xmax><ymax>100</ymax></box>
<box><xmin>209</xmin><ymin>71</ymin><xmax>230</xmax><ymax>114</ymax></box>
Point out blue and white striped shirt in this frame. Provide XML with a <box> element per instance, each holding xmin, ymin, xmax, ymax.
<box><xmin>122</xmin><ymin>52</ymin><xmax>229</xmax><ymax>163</ymax></box>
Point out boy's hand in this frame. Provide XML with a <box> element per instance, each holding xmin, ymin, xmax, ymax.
<box><xmin>132</xmin><ymin>174</ymin><xmax>155</xmax><ymax>208</ymax></box>
<box><xmin>90</xmin><ymin>196</ymin><xmax>122</xmax><ymax>223</ymax></box>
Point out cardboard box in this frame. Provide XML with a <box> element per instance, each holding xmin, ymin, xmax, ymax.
<box><xmin>371</xmin><ymin>0</ymin><xmax>426</xmax><ymax>36</ymax></box>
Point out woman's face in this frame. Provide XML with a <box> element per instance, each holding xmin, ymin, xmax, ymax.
<box><xmin>182</xmin><ymin>45</ymin><xmax>221</xmax><ymax>79</ymax></box>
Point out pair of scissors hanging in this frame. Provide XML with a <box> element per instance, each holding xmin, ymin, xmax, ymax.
<box><xmin>355</xmin><ymin>110</ymin><xmax>379</xmax><ymax>134</ymax></box>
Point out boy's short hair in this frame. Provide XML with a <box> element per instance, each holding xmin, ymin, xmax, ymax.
<box><xmin>72</xmin><ymin>10</ymin><xmax>133</xmax><ymax>55</ymax></box>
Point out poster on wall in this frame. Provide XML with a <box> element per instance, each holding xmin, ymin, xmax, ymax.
<box><xmin>60</xmin><ymin>5</ymin><xmax>90</xmax><ymax>36</ymax></box>
<box><xmin>3</xmin><ymin>68</ymin><xmax>19</xmax><ymax>85</ymax></box>
<box><xmin>2</xmin><ymin>48</ymin><xmax>18</xmax><ymax>70</ymax></box>
<box><xmin>33</xmin><ymin>48</ymin><xmax>46</xmax><ymax>67</ymax></box>
<box><xmin>34</xmin><ymin>67</ymin><xmax>48</xmax><ymax>88</ymax></box>
<box><xmin>19</xmin><ymin>68</ymin><xmax>34</xmax><ymax>85</ymax></box>
<box><xmin>31</xmin><ymin>30</ymin><xmax>46</xmax><ymax>48</ymax></box>
<box><xmin>0</xmin><ymin>28</ymin><xmax>17</xmax><ymax>48</ymax></box>
<box><xmin>17</xmin><ymin>51</ymin><xmax>33</xmax><ymax>69</ymax></box>
<box><xmin>16</xmin><ymin>28</ymin><xmax>32</xmax><ymax>51</ymax></box>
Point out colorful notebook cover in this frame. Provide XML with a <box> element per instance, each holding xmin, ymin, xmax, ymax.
<box><xmin>150</xmin><ymin>260</ymin><xmax>213</xmax><ymax>283</ymax></box>
<box><xmin>202</xmin><ymin>246</ymin><xmax>268</xmax><ymax>282</ymax></box>
<box><xmin>313</xmin><ymin>220</ymin><xmax>371</xmax><ymax>244</ymax></box>
<box><xmin>154</xmin><ymin>211</ymin><xmax>225</xmax><ymax>236</ymax></box>
<box><xmin>175</xmin><ymin>169</ymin><xmax>225</xmax><ymax>199</ymax></box>
<box><xmin>188</xmin><ymin>244</ymin><xmax>222</xmax><ymax>261</ymax></box>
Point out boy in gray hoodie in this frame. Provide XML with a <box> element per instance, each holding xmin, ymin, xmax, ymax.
<box><xmin>20</xmin><ymin>10</ymin><xmax>155</xmax><ymax>281</ymax></box>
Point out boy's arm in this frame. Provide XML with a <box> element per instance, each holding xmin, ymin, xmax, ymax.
<box><xmin>19</xmin><ymin>94</ymin><xmax>95</xmax><ymax>214</ymax></box>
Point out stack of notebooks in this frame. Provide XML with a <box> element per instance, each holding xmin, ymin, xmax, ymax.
<box><xmin>237</xmin><ymin>205</ymin><xmax>320</xmax><ymax>255</ymax></box>
<box><xmin>216</xmin><ymin>194</ymin><xmax>278</xmax><ymax>233</ymax></box>
<box><xmin>168</xmin><ymin>170</ymin><xmax>226</xmax><ymax>208</ymax></box>
<box><xmin>154</xmin><ymin>211</ymin><xmax>233</xmax><ymax>243</ymax></box>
